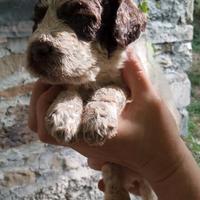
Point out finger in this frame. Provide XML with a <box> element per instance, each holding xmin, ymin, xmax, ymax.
<box><xmin>87</xmin><ymin>158</ymin><xmax>105</xmax><ymax>171</ymax></box>
<box><xmin>36</xmin><ymin>86</ymin><xmax>62</xmax><ymax>144</ymax></box>
<box><xmin>98</xmin><ymin>179</ymin><xmax>105</xmax><ymax>192</ymax></box>
<box><xmin>28</xmin><ymin>80</ymin><xmax>51</xmax><ymax>132</ymax></box>
<box><xmin>123</xmin><ymin>50</ymin><xmax>153</xmax><ymax>97</ymax></box>
<box><xmin>128</xmin><ymin>180</ymin><xmax>141</xmax><ymax>196</ymax></box>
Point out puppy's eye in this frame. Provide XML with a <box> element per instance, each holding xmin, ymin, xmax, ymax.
<box><xmin>57</xmin><ymin>1</ymin><xmax>99</xmax><ymax>41</ymax></box>
<box><xmin>32</xmin><ymin>4</ymin><xmax>48</xmax><ymax>32</ymax></box>
<box><xmin>57</xmin><ymin>2</ymin><xmax>91</xmax><ymax>19</ymax></box>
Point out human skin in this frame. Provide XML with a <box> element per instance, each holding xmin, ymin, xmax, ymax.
<box><xmin>29</xmin><ymin>51</ymin><xmax>200</xmax><ymax>199</ymax></box>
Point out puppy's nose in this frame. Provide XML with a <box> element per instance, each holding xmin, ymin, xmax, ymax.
<box><xmin>30</xmin><ymin>41</ymin><xmax>53</xmax><ymax>61</ymax></box>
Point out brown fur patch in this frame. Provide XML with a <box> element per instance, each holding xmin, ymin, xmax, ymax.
<box><xmin>57</xmin><ymin>0</ymin><xmax>102</xmax><ymax>41</ymax></box>
<box><xmin>114</xmin><ymin>0</ymin><xmax>147</xmax><ymax>47</ymax></box>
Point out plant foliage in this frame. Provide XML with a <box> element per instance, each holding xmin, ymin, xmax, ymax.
<box><xmin>193</xmin><ymin>0</ymin><xmax>200</xmax><ymax>52</ymax></box>
<box><xmin>138</xmin><ymin>0</ymin><xmax>149</xmax><ymax>14</ymax></box>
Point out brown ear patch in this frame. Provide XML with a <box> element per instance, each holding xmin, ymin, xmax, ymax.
<box><xmin>57</xmin><ymin>0</ymin><xmax>102</xmax><ymax>41</ymax></box>
<box><xmin>32</xmin><ymin>1</ymin><xmax>48</xmax><ymax>32</ymax></box>
<box><xmin>114</xmin><ymin>0</ymin><xmax>147</xmax><ymax>47</ymax></box>
<box><xmin>98</xmin><ymin>0</ymin><xmax>147</xmax><ymax>54</ymax></box>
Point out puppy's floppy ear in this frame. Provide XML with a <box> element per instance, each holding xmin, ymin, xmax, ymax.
<box><xmin>113</xmin><ymin>0</ymin><xmax>147</xmax><ymax>47</ymax></box>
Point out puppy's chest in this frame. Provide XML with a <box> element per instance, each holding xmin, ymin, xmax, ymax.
<box><xmin>78</xmin><ymin>82</ymin><xmax>123</xmax><ymax>101</ymax></box>
<box><xmin>65</xmin><ymin>53</ymin><xmax>125</xmax><ymax>102</ymax></box>
<box><xmin>70</xmin><ymin>69</ymin><xmax>124</xmax><ymax>103</ymax></box>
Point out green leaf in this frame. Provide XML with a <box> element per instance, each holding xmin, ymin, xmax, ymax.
<box><xmin>138</xmin><ymin>0</ymin><xmax>149</xmax><ymax>14</ymax></box>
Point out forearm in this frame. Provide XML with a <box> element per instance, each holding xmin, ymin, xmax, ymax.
<box><xmin>146</xmin><ymin>141</ymin><xmax>200</xmax><ymax>200</ymax></box>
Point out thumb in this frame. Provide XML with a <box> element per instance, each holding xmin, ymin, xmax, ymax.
<box><xmin>28</xmin><ymin>80</ymin><xmax>51</xmax><ymax>132</ymax></box>
<box><xmin>36</xmin><ymin>86</ymin><xmax>62</xmax><ymax>119</ymax></box>
<box><xmin>87</xmin><ymin>158</ymin><xmax>105</xmax><ymax>171</ymax></box>
<box><xmin>123</xmin><ymin>50</ymin><xmax>152</xmax><ymax>98</ymax></box>
<box><xmin>36</xmin><ymin>86</ymin><xmax>62</xmax><ymax>143</ymax></box>
<box><xmin>98</xmin><ymin>179</ymin><xmax>105</xmax><ymax>192</ymax></box>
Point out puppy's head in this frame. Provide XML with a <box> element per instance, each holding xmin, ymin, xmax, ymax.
<box><xmin>26</xmin><ymin>0</ymin><xmax>146</xmax><ymax>85</ymax></box>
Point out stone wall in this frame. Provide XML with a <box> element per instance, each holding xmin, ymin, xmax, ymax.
<box><xmin>147</xmin><ymin>0</ymin><xmax>193</xmax><ymax>134</ymax></box>
<box><xmin>0</xmin><ymin>0</ymin><xmax>193</xmax><ymax>199</ymax></box>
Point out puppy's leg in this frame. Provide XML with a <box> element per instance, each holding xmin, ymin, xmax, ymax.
<box><xmin>103</xmin><ymin>164</ymin><xmax>157</xmax><ymax>200</ymax></box>
<box><xmin>45</xmin><ymin>90</ymin><xmax>83</xmax><ymax>144</ymax></box>
<box><xmin>102</xmin><ymin>164</ymin><xmax>131</xmax><ymax>200</ymax></box>
<box><xmin>82</xmin><ymin>86</ymin><xmax>126</xmax><ymax>145</ymax></box>
<box><xmin>139</xmin><ymin>180</ymin><xmax>158</xmax><ymax>200</ymax></box>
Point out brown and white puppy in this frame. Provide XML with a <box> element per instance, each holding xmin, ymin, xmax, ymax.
<box><xmin>27</xmin><ymin>0</ymin><xmax>147</xmax><ymax>145</ymax></box>
<box><xmin>26</xmin><ymin>0</ymin><xmax>178</xmax><ymax>199</ymax></box>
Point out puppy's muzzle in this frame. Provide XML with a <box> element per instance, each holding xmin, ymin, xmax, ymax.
<box><xmin>30</xmin><ymin>41</ymin><xmax>53</xmax><ymax>62</ymax></box>
<box><xmin>27</xmin><ymin>40</ymin><xmax>64</xmax><ymax>77</ymax></box>
<box><xmin>29</xmin><ymin>41</ymin><xmax>56</xmax><ymax>64</ymax></box>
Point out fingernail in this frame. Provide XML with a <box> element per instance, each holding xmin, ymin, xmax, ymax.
<box><xmin>98</xmin><ymin>179</ymin><xmax>105</xmax><ymax>192</ymax></box>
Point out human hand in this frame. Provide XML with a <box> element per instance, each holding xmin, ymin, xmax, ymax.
<box><xmin>28</xmin><ymin>51</ymin><xmax>183</xmax><ymax>188</ymax></box>
<box><xmin>71</xmin><ymin>51</ymin><xmax>183</xmax><ymax>182</ymax></box>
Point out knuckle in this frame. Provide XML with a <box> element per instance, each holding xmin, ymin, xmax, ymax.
<box><xmin>144</xmin><ymin>92</ymin><xmax>162</xmax><ymax>107</ymax></box>
<box><xmin>151</xmin><ymin>95</ymin><xmax>163</xmax><ymax>106</ymax></box>
<box><xmin>28</xmin><ymin>115</ymin><xmax>37</xmax><ymax>132</ymax></box>
<box><xmin>36</xmin><ymin>95</ymin><xmax>47</xmax><ymax>111</ymax></box>
<box><xmin>38</xmin><ymin>132</ymin><xmax>48</xmax><ymax>143</ymax></box>
<box><xmin>28</xmin><ymin>122</ymin><xmax>37</xmax><ymax>132</ymax></box>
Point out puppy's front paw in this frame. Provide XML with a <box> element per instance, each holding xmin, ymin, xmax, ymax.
<box><xmin>45</xmin><ymin>91</ymin><xmax>83</xmax><ymax>144</ymax></box>
<box><xmin>45</xmin><ymin>110</ymin><xmax>77</xmax><ymax>144</ymax></box>
<box><xmin>82</xmin><ymin>102</ymin><xmax>118</xmax><ymax>145</ymax></box>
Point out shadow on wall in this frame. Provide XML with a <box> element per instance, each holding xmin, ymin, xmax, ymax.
<box><xmin>0</xmin><ymin>0</ymin><xmax>37</xmax><ymax>25</ymax></box>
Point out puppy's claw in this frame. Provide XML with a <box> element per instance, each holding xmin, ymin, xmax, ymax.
<box><xmin>52</xmin><ymin>128</ymin><xmax>76</xmax><ymax>144</ymax></box>
<box><xmin>45</xmin><ymin>112</ymin><xmax>79</xmax><ymax>144</ymax></box>
<box><xmin>83</xmin><ymin>130</ymin><xmax>107</xmax><ymax>146</ymax></box>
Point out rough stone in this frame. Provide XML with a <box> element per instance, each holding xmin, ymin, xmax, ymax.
<box><xmin>0</xmin><ymin>0</ymin><xmax>193</xmax><ymax>199</ymax></box>
<box><xmin>186</xmin><ymin>0</ymin><xmax>194</xmax><ymax>23</ymax></box>
<box><xmin>0</xmin><ymin>48</ymin><xmax>10</xmax><ymax>58</ymax></box>
<box><xmin>6</xmin><ymin>38</ymin><xmax>28</xmax><ymax>54</ymax></box>
<box><xmin>0</xmin><ymin>37</ymin><xmax>7</xmax><ymax>44</ymax></box>
<box><xmin>0</xmin><ymin>83</ymin><xmax>34</xmax><ymax>99</ymax></box>
<box><xmin>147</xmin><ymin>22</ymin><xmax>193</xmax><ymax>44</ymax></box>
<box><xmin>0</xmin><ymin>0</ymin><xmax>36</xmax><ymax>38</ymax></box>
<box><xmin>0</xmin><ymin>104</ymin><xmax>37</xmax><ymax>150</ymax></box>
<box><xmin>0</xmin><ymin>54</ymin><xmax>25</xmax><ymax>79</ymax></box>
<box><xmin>0</xmin><ymin>21</ymin><xmax>33</xmax><ymax>38</ymax></box>
<box><xmin>165</xmin><ymin>71</ymin><xmax>191</xmax><ymax>109</ymax></box>
<box><xmin>179</xmin><ymin>109</ymin><xmax>189</xmax><ymax>136</ymax></box>
<box><xmin>0</xmin><ymin>54</ymin><xmax>35</xmax><ymax>91</ymax></box>
<box><xmin>0</xmin><ymin>143</ymin><xmax>139</xmax><ymax>200</ymax></box>
<box><xmin>154</xmin><ymin>42</ymin><xmax>192</xmax><ymax>71</ymax></box>
<box><xmin>1</xmin><ymin>170</ymin><xmax>36</xmax><ymax>188</ymax></box>
<box><xmin>148</xmin><ymin>0</ymin><xmax>194</xmax><ymax>24</ymax></box>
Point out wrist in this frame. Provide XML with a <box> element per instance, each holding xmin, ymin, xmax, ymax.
<box><xmin>140</xmin><ymin>137</ymin><xmax>186</xmax><ymax>183</ymax></box>
<box><xmin>142</xmin><ymin>141</ymin><xmax>200</xmax><ymax>200</ymax></box>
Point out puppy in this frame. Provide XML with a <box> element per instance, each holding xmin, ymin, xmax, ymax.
<box><xmin>26</xmin><ymin>0</ymin><xmax>179</xmax><ymax>199</ymax></box>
